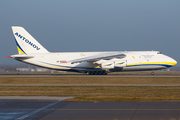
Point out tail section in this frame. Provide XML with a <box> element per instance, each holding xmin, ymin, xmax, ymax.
<box><xmin>12</xmin><ymin>26</ymin><xmax>49</xmax><ymax>54</ymax></box>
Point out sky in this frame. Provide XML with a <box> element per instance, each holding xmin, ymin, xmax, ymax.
<box><xmin>0</xmin><ymin>0</ymin><xmax>180</xmax><ymax>66</ymax></box>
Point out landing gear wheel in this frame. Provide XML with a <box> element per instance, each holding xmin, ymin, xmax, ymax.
<box><xmin>100</xmin><ymin>72</ymin><xmax>104</xmax><ymax>75</ymax></box>
<box><xmin>151</xmin><ymin>72</ymin><xmax>154</xmax><ymax>75</ymax></box>
<box><xmin>94</xmin><ymin>71</ymin><xmax>97</xmax><ymax>75</ymax></box>
<box><xmin>96</xmin><ymin>71</ymin><xmax>100</xmax><ymax>75</ymax></box>
<box><xmin>103</xmin><ymin>72</ymin><xmax>108</xmax><ymax>75</ymax></box>
<box><xmin>89</xmin><ymin>71</ymin><xmax>93</xmax><ymax>75</ymax></box>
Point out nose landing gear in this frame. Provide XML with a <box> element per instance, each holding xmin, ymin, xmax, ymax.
<box><xmin>151</xmin><ymin>71</ymin><xmax>154</xmax><ymax>75</ymax></box>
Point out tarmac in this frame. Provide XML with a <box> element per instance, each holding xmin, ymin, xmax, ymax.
<box><xmin>0</xmin><ymin>96</ymin><xmax>180</xmax><ymax>120</ymax></box>
<box><xmin>0</xmin><ymin>74</ymin><xmax>180</xmax><ymax>119</ymax></box>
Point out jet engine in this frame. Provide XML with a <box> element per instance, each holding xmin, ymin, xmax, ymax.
<box><xmin>101</xmin><ymin>60</ymin><xmax>127</xmax><ymax>69</ymax></box>
<box><xmin>114</xmin><ymin>60</ymin><xmax>127</xmax><ymax>67</ymax></box>
<box><xmin>101</xmin><ymin>62</ymin><xmax>114</xmax><ymax>69</ymax></box>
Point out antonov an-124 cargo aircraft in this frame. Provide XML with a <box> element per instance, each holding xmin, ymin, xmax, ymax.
<box><xmin>9</xmin><ymin>26</ymin><xmax>177</xmax><ymax>75</ymax></box>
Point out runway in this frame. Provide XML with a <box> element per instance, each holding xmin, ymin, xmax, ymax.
<box><xmin>0</xmin><ymin>97</ymin><xmax>180</xmax><ymax>120</ymax></box>
<box><xmin>1</xmin><ymin>74</ymin><xmax>180</xmax><ymax>77</ymax></box>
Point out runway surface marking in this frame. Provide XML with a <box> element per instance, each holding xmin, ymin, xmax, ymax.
<box><xmin>15</xmin><ymin>100</ymin><xmax>61</xmax><ymax>120</ymax></box>
<box><xmin>52</xmin><ymin>109</ymin><xmax>180</xmax><ymax>111</ymax></box>
<box><xmin>1</xmin><ymin>109</ymin><xmax>180</xmax><ymax>111</ymax></box>
<box><xmin>1</xmin><ymin>84</ymin><xmax>180</xmax><ymax>86</ymax></box>
<box><xmin>0</xmin><ymin>96</ymin><xmax>75</xmax><ymax>100</ymax></box>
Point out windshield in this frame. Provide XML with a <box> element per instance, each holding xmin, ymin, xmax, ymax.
<box><xmin>157</xmin><ymin>51</ymin><xmax>162</xmax><ymax>54</ymax></box>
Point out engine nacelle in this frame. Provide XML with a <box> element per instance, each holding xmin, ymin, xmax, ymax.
<box><xmin>101</xmin><ymin>62</ymin><xmax>114</xmax><ymax>69</ymax></box>
<box><xmin>114</xmin><ymin>60</ymin><xmax>127</xmax><ymax>67</ymax></box>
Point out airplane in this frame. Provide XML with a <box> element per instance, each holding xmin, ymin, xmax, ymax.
<box><xmin>8</xmin><ymin>26</ymin><xmax>177</xmax><ymax>75</ymax></box>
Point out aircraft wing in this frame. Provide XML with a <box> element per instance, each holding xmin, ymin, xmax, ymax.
<box><xmin>68</xmin><ymin>52</ymin><xmax>126</xmax><ymax>64</ymax></box>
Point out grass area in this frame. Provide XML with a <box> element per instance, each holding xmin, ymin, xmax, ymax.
<box><xmin>0</xmin><ymin>77</ymin><xmax>180</xmax><ymax>84</ymax></box>
<box><xmin>0</xmin><ymin>86</ymin><xmax>180</xmax><ymax>101</ymax></box>
<box><xmin>1</xmin><ymin>76</ymin><xmax>180</xmax><ymax>101</ymax></box>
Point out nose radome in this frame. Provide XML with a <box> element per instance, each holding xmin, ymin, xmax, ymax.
<box><xmin>170</xmin><ymin>58</ymin><xmax>177</xmax><ymax>66</ymax></box>
<box><xmin>173</xmin><ymin>59</ymin><xmax>177</xmax><ymax>66</ymax></box>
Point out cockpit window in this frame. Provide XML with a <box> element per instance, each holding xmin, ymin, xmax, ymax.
<box><xmin>157</xmin><ymin>52</ymin><xmax>162</xmax><ymax>54</ymax></box>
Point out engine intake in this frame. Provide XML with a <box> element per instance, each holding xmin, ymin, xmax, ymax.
<box><xmin>114</xmin><ymin>60</ymin><xmax>127</xmax><ymax>67</ymax></box>
<box><xmin>101</xmin><ymin>62</ymin><xmax>114</xmax><ymax>69</ymax></box>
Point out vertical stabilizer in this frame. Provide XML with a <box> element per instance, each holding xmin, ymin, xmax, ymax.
<box><xmin>12</xmin><ymin>26</ymin><xmax>49</xmax><ymax>54</ymax></box>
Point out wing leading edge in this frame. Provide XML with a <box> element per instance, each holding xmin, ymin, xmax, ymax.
<box><xmin>68</xmin><ymin>53</ymin><xmax>126</xmax><ymax>64</ymax></box>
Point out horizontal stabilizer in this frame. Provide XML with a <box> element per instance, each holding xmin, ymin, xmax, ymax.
<box><xmin>10</xmin><ymin>54</ymin><xmax>34</xmax><ymax>60</ymax></box>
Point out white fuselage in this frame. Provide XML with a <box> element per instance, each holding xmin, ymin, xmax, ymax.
<box><xmin>10</xmin><ymin>26</ymin><xmax>177</xmax><ymax>74</ymax></box>
<box><xmin>18</xmin><ymin>51</ymin><xmax>177</xmax><ymax>73</ymax></box>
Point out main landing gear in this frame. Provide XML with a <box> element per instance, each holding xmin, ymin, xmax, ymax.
<box><xmin>86</xmin><ymin>71</ymin><xmax>108</xmax><ymax>75</ymax></box>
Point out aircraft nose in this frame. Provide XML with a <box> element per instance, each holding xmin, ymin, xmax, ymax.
<box><xmin>170</xmin><ymin>58</ymin><xmax>177</xmax><ymax>66</ymax></box>
<box><xmin>173</xmin><ymin>59</ymin><xmax>177</xmax><ymax>66</ymax></box>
